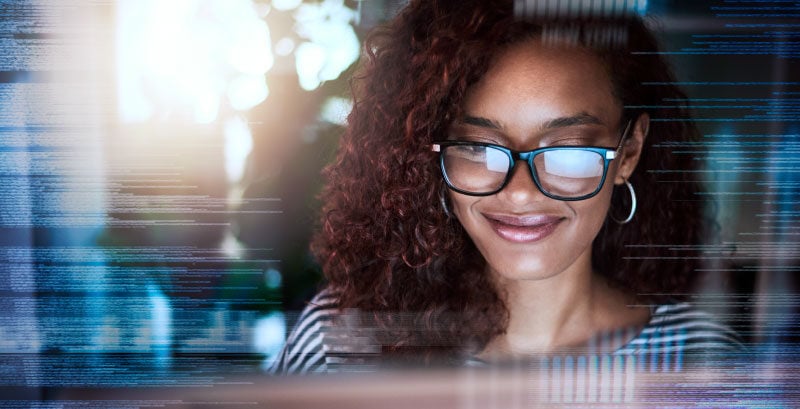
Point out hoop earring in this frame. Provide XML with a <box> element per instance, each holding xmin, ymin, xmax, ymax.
<box><xmin>439</xmin><ymin>187</ymin><xmax>452</xmax><ymax>219</ymax></box>
<box><xmin>610</xmin><ymin>180</ymin><xmax>637</xmax><ymax>224</ymax></box>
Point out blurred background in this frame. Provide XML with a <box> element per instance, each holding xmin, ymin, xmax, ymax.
<box><xmin>0</xmin><ymin>0</ymin><xmax>798</xmax><ymax>403</ymax></box>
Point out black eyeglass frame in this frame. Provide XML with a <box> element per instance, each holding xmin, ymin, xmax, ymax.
<box><xmin>431</xmin><ymin>120</ymin><xmax>632</xmax><ymax>201</ymax></box>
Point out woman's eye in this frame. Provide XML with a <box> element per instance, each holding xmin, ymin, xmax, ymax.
<box><xmin>450</xmin><ymin>145</ymin><xmax>484</xmax><ymax>155</ymax></box>
<box><xmin>448</xmin><ymin>145</ymin><xmax>488</xmax><ymax>160</ymax></box>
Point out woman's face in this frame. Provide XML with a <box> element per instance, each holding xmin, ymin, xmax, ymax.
<box><xmin>448</xmin><ymin>39</ymin><xmax>647</xmax><ymax>282</ymax></box>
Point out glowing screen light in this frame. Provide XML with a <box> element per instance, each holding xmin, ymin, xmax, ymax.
<box><xmin>254</xmin><ymin>311</ymin><xmax>287</xmax><ymax>368</ymax></box>
<box><xmin>543</xmin><ymin>150</ymin><xmax>603</xmax><ymax>178</ymax></box>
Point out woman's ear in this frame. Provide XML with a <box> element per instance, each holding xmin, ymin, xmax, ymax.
<box><xmin>614</xmin><ymin>112</ymin><xmax>649</xmax><ymax>185</ymax></box>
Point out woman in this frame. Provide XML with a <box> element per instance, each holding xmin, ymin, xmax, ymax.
<box><xmin>270</xmin><ymin>0</ymin><xmax>743</xmax><ymax>374</ymax></box>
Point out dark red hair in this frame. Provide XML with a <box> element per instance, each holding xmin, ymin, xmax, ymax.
<box><xmin>311</xmin><ymin>0</ymin><xmax>709</xmax><ymax>364</ymax></box>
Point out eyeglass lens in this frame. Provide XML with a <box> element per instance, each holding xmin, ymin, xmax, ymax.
<box><xmin>442</xmin><ymin>145</ymin><xmax>606</xmax><ymax>197</ymax></box>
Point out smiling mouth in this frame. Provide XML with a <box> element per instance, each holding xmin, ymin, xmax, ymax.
<box><xmin>483</xmin><ymin>214</ymin><xmax>564</xmax><ymax>243</ymax></box>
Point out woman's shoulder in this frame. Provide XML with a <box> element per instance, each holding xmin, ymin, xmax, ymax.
<box><xmin>266</xmin><ymin>288</ymin><xmax>342</xmax><ymax>375</ymax></box>
<box><xmin>267</xmin><ymin>287</ymin><xmax>381</xmax><ymax>375</ymax></box>
<box><xmin>616</xmin><ymin>301</ymin><xmax>746</xmax><ymax>355</ymax></box>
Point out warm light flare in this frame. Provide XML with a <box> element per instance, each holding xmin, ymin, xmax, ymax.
<box><xmin>116</xmin><ymin>0</ymin><xmax>273</xmax><ymax>124</ymax></box>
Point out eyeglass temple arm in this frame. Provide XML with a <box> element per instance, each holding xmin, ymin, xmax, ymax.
<box><xmin>606</xmin><ymin>119</ymin><xmax>633</xmax><ymax>160</ymax></box>
<box><xmin>615</xmin><ymin>120</ymin><xmax>633</xmax><ymax>151</ymax></box>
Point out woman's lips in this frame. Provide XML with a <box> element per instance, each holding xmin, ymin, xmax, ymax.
<box><xmin>483</xmin><ymin>213</ymin><xmax>563</xmax><ymax>243</ymax></box>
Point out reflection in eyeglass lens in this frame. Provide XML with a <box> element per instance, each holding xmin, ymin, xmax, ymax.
<box><xmin>541</xmin><ymin>149</ymin><xmax>604</xmax><ymax>179</ymax></box>
<box><xmin>443</xmin><ymin>145</ymin><xmax>606</xmax><ymax>197</ymax></box>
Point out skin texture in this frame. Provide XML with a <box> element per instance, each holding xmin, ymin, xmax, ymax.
<box><xmin>448</xmin><ymin>39</ymin><xmax>652</xmax><ymax>356</ymax></box>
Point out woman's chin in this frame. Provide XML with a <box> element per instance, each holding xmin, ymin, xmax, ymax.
<box><xmin>486</xmin><ymin>259</ymin><xmax>561</xmax><ymax>282</ymax></box>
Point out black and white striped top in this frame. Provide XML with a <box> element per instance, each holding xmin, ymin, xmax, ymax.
<box><xmin>268</xmin><ymin>289</ymin><xmax>745</xmax><ymax>375</ymax></box>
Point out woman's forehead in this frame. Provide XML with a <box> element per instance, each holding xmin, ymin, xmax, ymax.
<box><xmin>461</xmin><ymin>38</ymin><xmax>621</xmax><ymax>138</ymax></box>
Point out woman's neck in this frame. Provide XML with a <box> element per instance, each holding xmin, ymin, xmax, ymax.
<box><xmin>479</xmin><ymin>256</ymin><xmax>650</xmax><ymax>360</ymax></box>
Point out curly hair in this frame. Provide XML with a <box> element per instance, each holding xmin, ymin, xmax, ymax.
<box><xmin>310</xmin><ymin>0</ymin><xmax>709</xmax><ymax>365</ymax></box>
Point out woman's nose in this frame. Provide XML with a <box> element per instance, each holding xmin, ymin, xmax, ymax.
<box><xmin>498</xmin><ymin>162</ymin><xmax>548</xmax><ymax>205</ymax></box>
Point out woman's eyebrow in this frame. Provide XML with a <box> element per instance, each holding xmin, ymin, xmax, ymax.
<box><xmin>460</xmin><ymin>112</ymin><xmax>604</xmax><ymax>131</ymax></box>
<box><xmin>541</xmin><ymin>112</ymin><xmax>604</xmax><ymax>129</ymax></box>
<box><xmin>461</xmin><ymin>115</ymin><xmax>503</xmax><ymax>129</ymax></box>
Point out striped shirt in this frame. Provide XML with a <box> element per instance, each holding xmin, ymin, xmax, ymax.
<box><xmin>268</xmin><ymin>289</ymin><xmax>745</xmax><ymax>375</ymax></box>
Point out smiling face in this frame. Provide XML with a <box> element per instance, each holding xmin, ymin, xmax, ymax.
<box><xmin>448</xmin><ymin>39</ymin><xmax>647</xmax><ymax>282</ymax></box>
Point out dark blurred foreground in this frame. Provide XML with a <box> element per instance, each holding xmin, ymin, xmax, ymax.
<box><xmin>1</xmin><ymin>348</ymin><xmax>796</xmax><ymax>408</ymax></box>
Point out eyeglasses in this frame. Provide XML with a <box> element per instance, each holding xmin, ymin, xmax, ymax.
<box><xmin>431</xmin><ymin>120</ymin><xmax>631</xmax><ymax>201</ymax></box>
